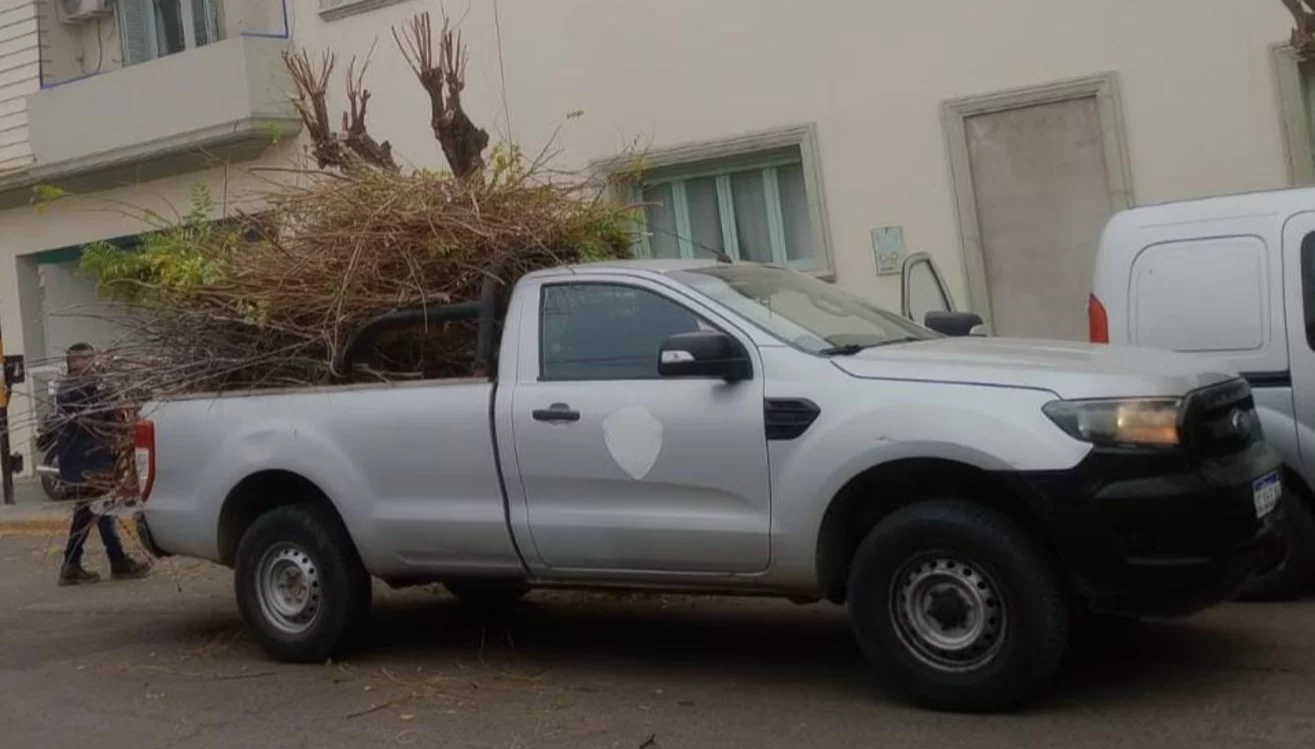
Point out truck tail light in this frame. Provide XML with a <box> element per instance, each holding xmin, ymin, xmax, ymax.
<box><xmin>135</xmin><ymin>420</ymin><xmax>156</xmax><ymax>502</ymax></box>
<box><xmin>1088</xmin><ymin>293</ymin><xmax>1109</xmax><ymax>344</ymax></box>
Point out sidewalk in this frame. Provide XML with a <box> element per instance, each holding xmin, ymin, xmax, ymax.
<box><xmin>0</xmin><ymin>481</ymin><xmax>71</xmax><ymax>533</ymax></box>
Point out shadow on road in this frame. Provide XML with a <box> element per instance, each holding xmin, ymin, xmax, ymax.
<box><xmin>225</xmin><ymin>592</ymin><xmax>1275</xmax><ymax>711</ymax></box>
<box><xmin>359</xmin><ymin>594</ymin><xmax>872</xmax><ymax>696</ymax></box>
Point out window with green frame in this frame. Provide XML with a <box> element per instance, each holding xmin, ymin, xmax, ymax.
<box><xmin>630</xmin><ymin>146</ymin><xmax>820</xmax><ymax>270</ymax></box>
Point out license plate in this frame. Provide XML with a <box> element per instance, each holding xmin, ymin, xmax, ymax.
<box><xmin>1253</xmin><ymin>471</ymin><xmax>1282</xmax><ymax>519</ymax></box>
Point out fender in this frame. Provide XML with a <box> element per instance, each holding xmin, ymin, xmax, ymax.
<box><xmin>765</xmin><ymin>384</ymin><xmax>1091</xmax><ymax>589</ymax></box>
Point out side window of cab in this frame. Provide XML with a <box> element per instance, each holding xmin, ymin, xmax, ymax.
<box><xmin>539</xmin><ymin>283</ymin><xmax>707</xmax><ymax>381</ymax></box>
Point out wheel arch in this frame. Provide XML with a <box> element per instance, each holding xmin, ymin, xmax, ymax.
<box><xmin>814</xmin><ymin>457</ymin><xmax>1057</xmax><ymax>604</ymax></box>
<box><xmin>217</xmin><ymin>470</ymin><xmax>353</xmax><ymax>567</ymax></box>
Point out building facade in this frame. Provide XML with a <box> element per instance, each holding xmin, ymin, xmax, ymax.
<box><xmin>0</xmin><ymin>0</ymin><xmax>1309</xmax><ymax>470</ymax></box>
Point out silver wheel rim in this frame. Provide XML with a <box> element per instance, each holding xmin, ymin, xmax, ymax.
<box><xmin>255</xmin><ymin>543</ymin><xmax>322</xmax><ymax>635</ymax></box>
<box><xmin>889</xmin><ymin>554</ymin><xmax>1006</xmax><ymax>672</ymax></box>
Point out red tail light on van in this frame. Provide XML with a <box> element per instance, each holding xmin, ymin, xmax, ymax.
<box><xmin>1088</xmin><ymin>293</ymin><xmax>1109</xmax><ymax>344</ymax></box>
<box><xmin>135</xmin><ymin>420</ymin><xmax>156</xmax><ymax>502</ymax></box>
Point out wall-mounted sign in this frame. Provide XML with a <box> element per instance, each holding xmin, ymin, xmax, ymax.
<box><xmin>872</xmin><ymin>226</ymin><xmax>906</xmax><ymax>276</ymax></box>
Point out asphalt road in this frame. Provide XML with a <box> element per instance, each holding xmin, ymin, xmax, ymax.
<box><xmin>2</xmin><ymin>531</ymin><xmax>1314</xmax><ymax>749</ymax></box>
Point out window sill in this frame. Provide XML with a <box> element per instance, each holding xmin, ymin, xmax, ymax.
<box><xmin>320</xmin><ymin>0</ymin><xmax>411</xmax><ymax>22</ymax></box>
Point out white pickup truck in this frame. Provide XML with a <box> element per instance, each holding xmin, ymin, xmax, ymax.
<box><xmin>135</xmin><ymin>259</ymin><xmax>1283</xmax><ymax>712</ymax></box>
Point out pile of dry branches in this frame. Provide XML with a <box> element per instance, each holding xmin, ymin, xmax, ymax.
<box><xmin>94</xmin><ymin>165</ymin><xmax>630</xmax><ymax>394</ymax></box>
<box><xmin>45</xmin><ymin>11</ymin><xmax>634</xmax><ymax>495</ymax></box>
<box><xmin>83</xmin><ymin>11</ymin><xmax>630</xmax><ymax>391</ymax></box>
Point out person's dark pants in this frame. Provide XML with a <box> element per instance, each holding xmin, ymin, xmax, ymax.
<box><xmin>62</xmin><ymin>495</ymin><xmax>125</xmax><ymax>570</ymax></box>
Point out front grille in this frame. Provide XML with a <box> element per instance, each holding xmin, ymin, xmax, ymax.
<box><xmin>1181</xmin><ymin>379</ymin><xmax>1263</xmax><ymax>459</ymax></box>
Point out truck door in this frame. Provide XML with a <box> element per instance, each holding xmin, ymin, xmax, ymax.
<box><xmin>504</xmin><ymin>277</ymin><xmax>771</xmax><ymax>575</ymax></box>
<box><xmin>900</xmin><ymin>252</ymin><xmax>956</xmax><ymax>326</ymax></box>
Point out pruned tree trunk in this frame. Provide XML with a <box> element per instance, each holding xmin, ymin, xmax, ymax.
<box><xmin>394</xmin><ymin>12</ymin><xmax>490</xmax><ymax>180</ymax></box>
<box><xmin>282</xmin><ymin>49</ymin><xmax>397</xmax><ymax>173</ymax></box>
<box><xmin>1282</xmin><ymin>0</ymin><xmax>1315</xmax><ymax>60</ymax></box>
<box><xmin>342</xmin><ymin>55</ymin><xmax>398</xmax><ymax>171</ymax></box>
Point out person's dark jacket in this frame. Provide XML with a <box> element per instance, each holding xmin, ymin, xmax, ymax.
<box><xmin>55</xmin><ymin>376</ymin><xmax>116</xmax><ymax>485</ymax></box>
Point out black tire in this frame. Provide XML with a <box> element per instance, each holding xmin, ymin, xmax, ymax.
<box><xmin>1236</xmin><ymin>491</ymin><xmax>1315</xmax><ymax>602</ymax></box>
<box><xmin>40</xmin><ymin>453</ymin><xmax>70</xmax><ymax>501</ymax></box>
<box><xmin>444</xmin><ymin>581</ymin><xmax>531</xmax><ymax>610</ymax></box>
<box><xmin>847</xmin><ymin>500</ymin><xmax>1070</xmax><ymax>713</ymax></box>
<box><xmin>234</xmin><ymin>504</ymin><xmax>371</xmax><ymax>664</ymax></box>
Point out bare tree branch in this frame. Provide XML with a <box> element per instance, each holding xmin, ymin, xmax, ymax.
<box><xmin>1282</xmin><ymin>0</ymin><xmax>1315</xmax><ymax>60</ymax></box>
<box><xmin>342</xmin><ymin>51</ymin><xmax>398</xmax><ymax>171</ymax></box>
<box><xmin>283</xmin><ymin>47</ymin><xmax>398</xmax><ymax>173</ymax></box>
<box><xmin>283</xmin><ymin>49</ymin><xmax>350</xmax><ymax>171</ymax></box>
<box><xmin>394</xmin><ymin>12</ymin><xmax>489</xmax><ymax>179</ymax></box>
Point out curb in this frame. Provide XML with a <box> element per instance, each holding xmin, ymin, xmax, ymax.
<box><xmin>0</xmin><ymin>508</ymin><xmax>72</xmax><ymax>535</ymax></box>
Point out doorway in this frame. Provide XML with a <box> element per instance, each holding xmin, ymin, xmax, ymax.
<box><xmin>943</xmin><ymin>74</ymin><xmax>1133</xmax><ymax>340</ymax></box>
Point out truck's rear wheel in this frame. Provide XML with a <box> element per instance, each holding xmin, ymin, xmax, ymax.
<box><xmin>1236</xmin><ymin>491</ymin><xmax>1315</xmax><ymax>602</ymax></box>
<box><xmin>847</xmin><ymin>500</ymin><xmax>1069</xmax><ymax>713</ymax></box>
<box><xmin>234</xmin><ymin>504</ymin><xmax>371</xmax><ymax>663</ymax></box>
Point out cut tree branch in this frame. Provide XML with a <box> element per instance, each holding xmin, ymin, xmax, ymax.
<box><xmin>283</xmin><ymin>49</ymin><xmax>348</xmax><ymax>171</ymax></box>
<box><xmin>342</xmin><ymin>53</ymin><xmax>398</xmax><ymax>171</ymax></box>
<box><xmin>394</xmin><ymin>12</ymin><xmax>490</xmax><ymax>179</ymax></box>
<box><xmin>1282</xmin><ymin>0</ymin><xmax>1315</xmax><ymax>60</ymax></box>
<box><xmin>282</xmin><ymin>48</ymin><xmax>398</xmax><ymax>173</ymax></box>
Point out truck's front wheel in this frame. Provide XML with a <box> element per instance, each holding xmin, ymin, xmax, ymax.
<box><xmin>847</xmin><ymin>500</ymin><xmax>1069</xmax><ymax>712</ymax></box>
<box><xmin>234</xmin><ymin>504</ymin><xmax>371</xmax><ymax>663</ymax></box>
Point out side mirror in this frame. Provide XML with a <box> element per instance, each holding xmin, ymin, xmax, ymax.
<box><xmin>659</xmin><ymin>331</ymin><xmax>752</xmax><ymax>382</ymax></box>
<box><xmin>924</xmin><ymin>311</ymin><xmax>985</xmax><ymax>337</ymax></box>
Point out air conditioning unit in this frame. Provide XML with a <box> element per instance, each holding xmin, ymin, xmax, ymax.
<box><xmin>56</xmin><ymin>0</ymin><xmax>112</xmax><ymax>24</ymax></box>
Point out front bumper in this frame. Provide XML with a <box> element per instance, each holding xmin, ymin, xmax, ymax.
<box><xmin>1017</xmin><ymin>441</ymin><xmax>1285</xmax><ymax>617</ymax></box>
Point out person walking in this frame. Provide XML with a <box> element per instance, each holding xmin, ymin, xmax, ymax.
<box><xmin>57</xmin><ymin>343</ymin><xmax>149</xmax><ymax>586</ymax></box>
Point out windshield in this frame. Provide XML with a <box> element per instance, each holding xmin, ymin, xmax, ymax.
<box><xmin>671</xmin><ymin>265</ymin><xmax>939</xmax><ymax>354</ymax></box>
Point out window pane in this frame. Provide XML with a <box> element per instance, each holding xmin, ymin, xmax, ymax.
<box><xmin>193</xmin><ymin>0</ymin><xmax>223</xmax><ymax>47</ymax></box>
<box><xmin>731</xmin><ymin>170</ymin><xmax>773</xmax><ymax>264</ymax></box>
<box><xmin>685</xmin><ymin>177</ymin><xmax>724</xmax><ymax>258</ymax></box>
<box><xmin>777</xmin><ymin>163</ymin><xmax>815</xmax><ymax>266</ymax></box>
<box><xmin>154</xmin><ymin>0</ymin><xmax>186</xmax><ymax>56</ymax></box>
<box><xmin>119</xmin><ymin>0</ymin><xmax>155</xmax><ymax>65</ymax></box>
<box><xmin>541</xmin><ymin>284</ymin><xmax>704</xmax><ymax>380</ymax></box>
<box><xmin>642</xmin><ymin>183</ymin><xmax>680</xmax><ymax>259</ymax></box>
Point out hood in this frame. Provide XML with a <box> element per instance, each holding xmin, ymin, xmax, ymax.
<box><xmin>831</xmin><ymin>337</ymin><xmax>1239</xmax><ymax>399</ymax></box>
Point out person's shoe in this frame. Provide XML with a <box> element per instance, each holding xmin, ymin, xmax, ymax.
<box><xmin>110</xmin><ymin>557</ymin><xmax>150</xmax><ymax>580</ymax></box>
<box><xmin>58</xmin><ymin>565</ymin><xmax>101</xmax><ymax>587</ymax></box>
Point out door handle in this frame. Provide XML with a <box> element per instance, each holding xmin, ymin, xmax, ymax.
<box><xmin>532</xmin><ymin>403</ymin><xmax>581</xmax><ymax>423</ymax></box>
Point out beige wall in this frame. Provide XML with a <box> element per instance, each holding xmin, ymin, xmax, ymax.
<box><xmin>289</xmin><ymin>0</ymin><xmax>1299</xmax><ymax>304</ymax></box>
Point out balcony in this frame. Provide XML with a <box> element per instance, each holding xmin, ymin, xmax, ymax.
<box><xmin>0</xmin><ymin>1</ymin><xmax>299</xmax><ymax>208</ymax></box>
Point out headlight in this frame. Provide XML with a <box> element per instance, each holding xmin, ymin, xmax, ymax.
<box><xmin>1042</xmin><ymin>398</ymin><xmax>1182</xmax><ymax>448</ymax></box>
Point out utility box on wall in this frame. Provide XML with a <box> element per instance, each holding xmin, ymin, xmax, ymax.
<box><xmin>872</xmin><ymin>226</ymin><xmax>907</xmax><ymax>275</ymax></box>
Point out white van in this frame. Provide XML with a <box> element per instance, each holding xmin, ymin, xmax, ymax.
<box><xmin>1090</xmin><ymin>187</ymin><xmax>1315</xmax><ymax>600</ymax></box>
